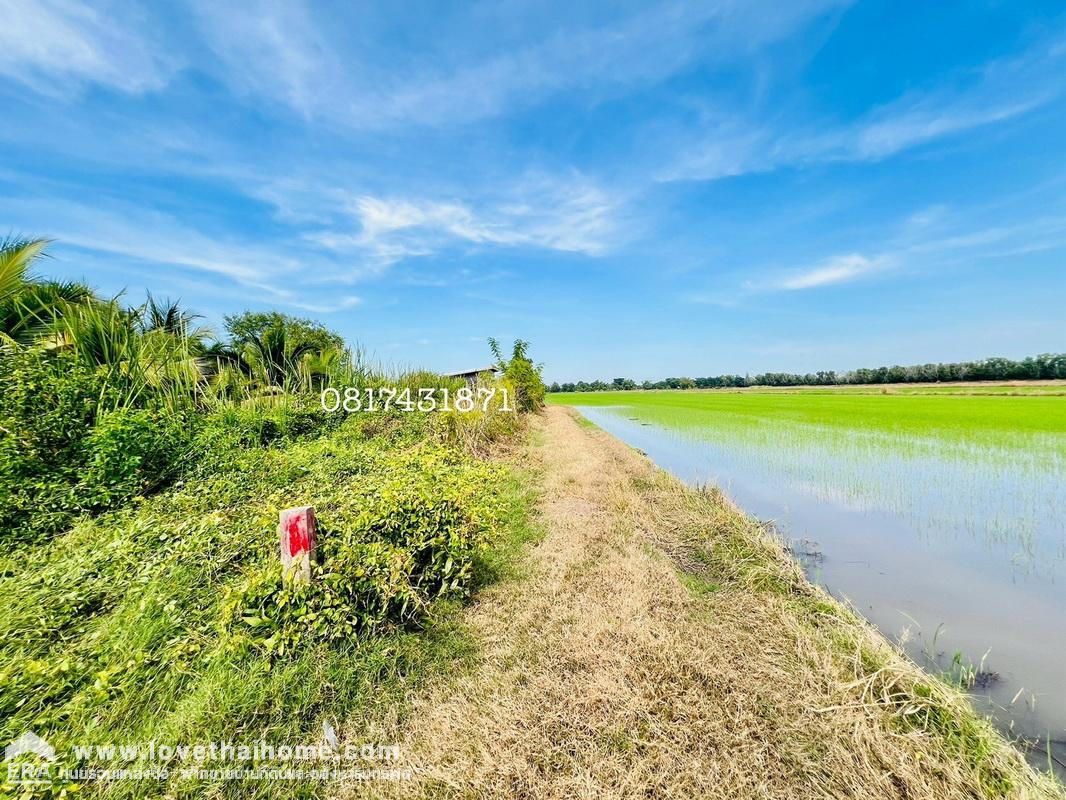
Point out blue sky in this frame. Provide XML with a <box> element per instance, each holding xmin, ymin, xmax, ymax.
<box><xmin>2</xmin><ymin>1</ymin><xmax>1064</xmax><ymax>381</ymax></box>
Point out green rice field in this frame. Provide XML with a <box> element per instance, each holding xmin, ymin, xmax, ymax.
<box><xmin>549</xmin><ymin>385</ymin><xmax>1066</xmax><ymax>769</ymax></box>
<box><xmin>548</xmin><ymin>387</ymin><xmax>1066</xmax><ymax>438</ymax></box>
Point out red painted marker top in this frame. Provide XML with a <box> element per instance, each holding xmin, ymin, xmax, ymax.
<box><xmin>287</xmin><ymin>514</ymin><xmax>310</xmax><ymax>557</ymax></box>
<box><xmin>279</xmin><ymin>506</ymin><xmax>317</xmax><ymax>583</ymax></box>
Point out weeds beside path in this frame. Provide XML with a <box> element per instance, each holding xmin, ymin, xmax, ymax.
<box><xmin>343</xmin><ymin>406</ymin><xmax>1063</xmax><ymax>800</ymax></box>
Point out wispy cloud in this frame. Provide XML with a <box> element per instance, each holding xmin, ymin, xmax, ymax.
<box><xmin>186</xmin><ymin>0</ymin><xmax>846</xmax><ymax>128</ymax></box>
<box><xmin>0</xmin><ymin>167</ymin><xmax>619</xmax><ymax>312</ymax></box>
<box><xmin>841</xmin><ymin>99</ymin><xmax>1043</xmax><ymax>162</ymax></box>
<box><xmin>662</xmin><ymin>34</ymin><xmax>1066</xmax><ymax>181</ymax></box>
<box><xmin>767</xmin><ymin>253</ymin><xmax>884</xmax><ymax>290</ymax></box>
<box><xmin>349</xmin><ymin>185</ymin><xmax>618</xmax><ymax>257</ymax></box>
<box><xmin>683</xmin><ymin>253</ymin><xmax>889</xmax><ymax>303</ymax></box>
<box><xmin>903</xmin><ymin>213</ymin><xmax>1066</xmax><ymax>261</ymax></box>
<box><xmin>280</xmin><ymin>296</ymin><xmax>362</xmax><ymax>314</ymax></box>
<box><xmin>370</xmin><ymin>0</ymin><xmax>848</xmax><ymax>128</ymax></box>
<box><xmin>727</xmin><ymin>203</ymin><xmax>1066</xmax><ymax>298</ymax></box>
<box><xmin>273</xmin><ymin>173</ymin><xmax>623</xmax><ymax>269</ymax></box>
<box><xmin>0</xmin><ymin>0</ymin><xmax>176</xmax><ymax>94</ymax></box>
<box><xmin>186</xmin><ymin>0</ymin><xmax>333</xmax><ymax>116</ymax></box>
<box><xmin>0</xmin><ymin>193</ymin><xmax>366</xmax><ymax>311</ymax></box>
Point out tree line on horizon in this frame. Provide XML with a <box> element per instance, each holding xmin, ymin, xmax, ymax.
<box><xmin>547</xmin><ymin>353</ymin><xmax>1066</xmax><ymax>393</ymax></box>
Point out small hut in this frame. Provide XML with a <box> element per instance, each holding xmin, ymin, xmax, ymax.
<box><xmin>443</xmin><ymin>365</ymin><xmax>498</xmax><ymax>387</ymax></box>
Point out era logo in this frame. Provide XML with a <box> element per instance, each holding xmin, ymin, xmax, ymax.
<box><xmin>5</xmin><ymin>731</ymin><xmax>55</xmax><ymax>786</ymax></box>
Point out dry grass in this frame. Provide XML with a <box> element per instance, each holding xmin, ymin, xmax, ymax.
<box><xmin>337</xmin><ymin>406</ymin><xmax>1063</xmax><ymax>800</ymax></box>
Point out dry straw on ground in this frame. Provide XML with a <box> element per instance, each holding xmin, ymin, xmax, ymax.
<box><xmin>338</xmin><ymin>406</ymin><xmax>1063</xmax><ymax>800</ymax></box>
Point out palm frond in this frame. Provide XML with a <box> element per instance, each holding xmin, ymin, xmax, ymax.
<box><xmin>0</xmin><ymin>237</ymin><xmax>51</xmax><ymax>303</ymax></box>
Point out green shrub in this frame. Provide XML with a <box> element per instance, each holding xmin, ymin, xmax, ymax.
<box><xmin>505</xmin><ymin>356</ymin><xmax>546</xmax><ymax>412</ymax></box>
<box><xmin>194</xmin><ymin>404</ymin><xmax>292</xmax><ymax>451</ymax></box>
<box><xmin>434</xmin><ymin>375</ymin><xmax>522</xmax><ymax>453</ymax></box>
<box><xmin>78</xmin><ymin>408</ymin><xmax>189</xmax><ymax>510</ymax></box>
<box><xmin>0</xmin><ymin>347</ymin><xmax>105</xmax><ymax>467</ymax></box>
<box><xmin>187</xmin><ymin>400</ymin><xmax>343</xmax><ymax>481</ymax></box>
<box><xmin>0</xmin><ymin>347</ymin><xmax>200</xmax><ymax>540</ymax></box>
<box><xmin>0</xmin><ymin>347</ymin><xmax>115</xmax><ymax>538</ymax></box>
<box><xmin>224</xmin><ymin>444</ymin><xmax>503</xmax><ymax>655</ymax></box>
<box><xmin>0</xmin><ymin>340</ymin><xmax>345</xmax><ymax>543</ymax></box>
<box><xmin>488</xmin><ymin>338</ymin><xmax>545</xmax><ymax>413</ymax></box>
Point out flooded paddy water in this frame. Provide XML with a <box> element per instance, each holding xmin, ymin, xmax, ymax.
<box><xmin>556</xmin><ymin>390</ymin><xmax>1066</xmax><ymax>774</ymax></box>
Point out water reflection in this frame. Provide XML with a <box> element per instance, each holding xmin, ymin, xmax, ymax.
<box><xmin>575</xmin><ymin>404</ymin><xmax>1066</xmax><ymax>775</ymax></box>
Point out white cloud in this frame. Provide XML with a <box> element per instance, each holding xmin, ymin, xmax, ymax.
<box><xmin>1</xmin><ymin>168</ymin><xmax>622</xmax><ymax>313</ymax></box>
<box><xmin>683</xmin><ymin>251</ymin><xmax>892</xmax><ymax>304</ymax></box>
<box><xmin>353</xmin><ymin>197</ymin><xmax>498</xmax><ymax>244</ymax></box>
<box><xmin>279</xmin><ymin>173</ymin><xmax>622</xmax><ymax>270</ymax></box>
<box><xmin>773</xmin><ymin>253</ymin><xmax>881</xmax><ymax>290</ymax></box>
<box><xmin>372</xmin><ymin>1</ymin><xmax>848</xmax><ymax>128</ymax></box>
<box><xmin>665</xmin><ymin>96</ymin><xmax>1049</xmax><ymax>182</ymax></box>
<box><xmin>186</xmin><ymin>0</ymin><xmax>846</xmax><ymax>128</ymax></box>
<box><xmin>735</xmin><ymin>203</ymin><xmax>1066</xmax><ymax>298</ymax></box>
<box><xmin>0</xmin><ymin>0</ymin><xmax>176</xmax><ymax>93</ymax></box>
<box><xmin>186</xmin><ymin>0</ymin><xmax>333</xmax><ymax>116</ymax></box>
<box><xmin>0</xmin><ymin>194</ymin><xmax>368</xmax><ymax>312</ymax></box>
<box><xmin>903</xmin><ymin>213</ymin><xmax>1066</xmax><ymax>260</ymax></box>
<box><xmin>280</xmin><ymin>296</ymin><xmax>362</xmax><ymax>314</ymax></box>
<box><xmin>663</xmin><ymin>35</ymin><xmax>1066</xmax><ymax>182</ymax></box>
<box><xmin>847</xmin><ymin>100</ymin><xmax>1042</xmax><ymax>161</ymax></box>
<box><xmin>348</xmin><ymin>183</ymin><xmax>618</xmax><ymax>258</ymax></box>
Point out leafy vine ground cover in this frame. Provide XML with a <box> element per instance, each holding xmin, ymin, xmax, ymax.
<box><xmin>0</xmin><ymin>407</ymin><xmax>533</xmax><ymax>799</ymax></box>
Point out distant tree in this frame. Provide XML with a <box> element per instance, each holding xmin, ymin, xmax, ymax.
<box><xmin>224</xmin><ymin>311</ymin><xmax>344</xmax><ymax>355</ymax></box>
<box><xmin>489</xmin><ymin>337</ymin><xmax>546</xmax><ymax>412</ymax></box>
<box><xmin>559</xmin><ymin>353</ymin><xmax>1065</xmax><ymax>391</ymax></box>
<box><xmin>222</xmin><ymin>311</ymin><xmax>345</xmax><ymax>390</ymax></box>
<box><xmin>138</xmin><ymin>293</ymin><xmax>202</xmax><ymax>340</ymax></box>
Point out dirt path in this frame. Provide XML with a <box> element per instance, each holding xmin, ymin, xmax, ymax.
<box><xmin>342</xmin><ymin>406</ymin><xmax>1059</xmax><ymax>799</ymax></box>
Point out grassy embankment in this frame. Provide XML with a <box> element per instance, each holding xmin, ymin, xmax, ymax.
<box><xmin>0</xmin><ymin>400</ymin><xmax>536</xmax><ymax>800</ymax></box>
<box><xmin>345</xmin><ymin>407</ymin><xmax>1063</xmax><ymax>799</ymax></box>
<box><xmin>1</xmin><ymin>238</ymin><xmax>551</xmax><ymax>799</ymax></box>
<box><xmin>5</xmin><ymin>382</ymin><xmax>1062</xmax><ymax>798</ymax></box>
<box><xmin>3</xmin><ymin>234</ymin><xmax>1061</xmax><ymax>795</ymax></box>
